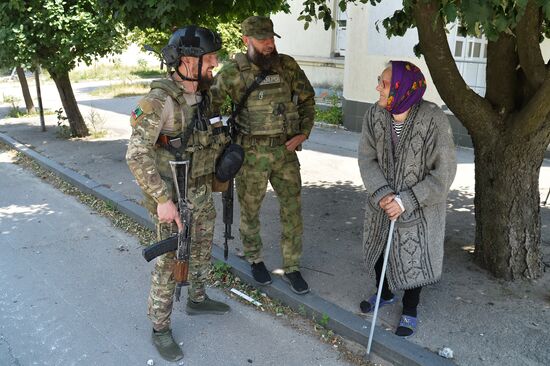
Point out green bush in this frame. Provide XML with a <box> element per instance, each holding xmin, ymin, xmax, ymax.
<box><xmin>219</xmin><ymin>95</ymin><xmax>233</xmax><ymax>116</ymax></box>
<box><xmin>3</xmin><ymin>95</ymin><xmax>23</xmax><ymax>117</ymax></box>
<box><xmin>315</xmin><ymin>94</ymin><xmax>343</xmax><ymax>125</ymax></box>
<box><xmin>55</xmin><ymin>108</ymin><xmax>72</xmax><ymax>139</ymax></box>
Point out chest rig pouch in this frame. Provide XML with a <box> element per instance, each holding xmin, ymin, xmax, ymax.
<box><xmin>234</xmin><ymin>54</ymin><xmax>300</xmax><ymax>137</ymax></box>
<box><xmin>151</xmin><ymin>79</ymin><xmax>228</xmax><ymax>179</ymax></box>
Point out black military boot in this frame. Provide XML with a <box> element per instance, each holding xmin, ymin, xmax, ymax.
<box><xmin>283</xmin><ymin>271</ymin><xmax>310</xmax><ymax>294</ymax></box>
<box><xmin>186</xmin><ymin>295</ymin><xmax>231</xmax><ymax>315</ymax></box>
<box><xmin>151</xmin><ymin>328</ymin><xmax>183</xmax><ymax>362</ymax></box>
<box><xmin>251</xmin><ymin>261</ymin><xmax>272</xmax><ymax>285</ymax></box>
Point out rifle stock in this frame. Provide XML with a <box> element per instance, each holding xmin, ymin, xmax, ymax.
<box><xmin>173</xmin><ymin>260</ymin><xmax>189</xmax><ymax>286</ymax></box>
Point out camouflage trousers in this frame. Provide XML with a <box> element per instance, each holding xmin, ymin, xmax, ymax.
<box><xmin>236</xmin><ymin>143</ymin><xmax>303</xmax><ymax>272</ymax></box>
<box><xmin>147</xmin><ymin>178</ymin><xmax>216</xmax><ymax>331</ymax></box>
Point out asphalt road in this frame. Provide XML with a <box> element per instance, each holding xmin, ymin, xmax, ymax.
<box><xmin>0</xmin><ymin>148</ymin><xmax>354</xmax><ymax>366</ymax></box>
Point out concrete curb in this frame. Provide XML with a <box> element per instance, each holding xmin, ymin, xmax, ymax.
<box><xmin>0</xmin><ymin>132</ymin><xmax>454</xmax><ymax>366</ymax></box>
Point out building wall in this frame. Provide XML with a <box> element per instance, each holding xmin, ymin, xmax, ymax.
<box><xmin>271</xmin><ymin>0</ymin><xmax>335</xmax><ymax>58</ymax></box>
<box><xmin>541</xmin><ymin>38</ymin><xmax>550</xmax><ymax>61</ymax></box>
<box><xmin>271</xmin><ymin>0</ymin><xmax>344</xmax><ymax>86</ymax></box>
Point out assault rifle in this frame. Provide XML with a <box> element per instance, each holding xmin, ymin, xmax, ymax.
<box><xmin>142</xmin><ymin>160</ymin><xmax>192</xmax><ymax>302</ymax></box>
<box><xmin>143</xmin><ymin>177</ymin><xmax>234</xmax><ymax>262</ymax></box>
<box><xmin>221</xmin><ymin>179</ymin><xmax>235</xmax><ymax>260</ymax></box>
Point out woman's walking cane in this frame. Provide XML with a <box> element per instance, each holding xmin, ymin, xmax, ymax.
<box><xmin>366</xmin><ymin>218</ymin><xmax>396</xmax><ymax>358</ymax></box>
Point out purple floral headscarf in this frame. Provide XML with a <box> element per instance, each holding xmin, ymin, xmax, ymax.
<box><xmin>386</xmin><ymin>61</ymin><xmax>427</xmax><ymax>114</ymax></box>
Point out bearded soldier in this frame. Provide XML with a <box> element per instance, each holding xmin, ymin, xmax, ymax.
<box><xmin>211</xmin><ymin>16</ymin><xmax>315</xmax><ymax>294</ymax></box>
<box><xmin>126</xmin><ymin>26</ymin><xmax>230</xmax><ymax>361</ymax></box>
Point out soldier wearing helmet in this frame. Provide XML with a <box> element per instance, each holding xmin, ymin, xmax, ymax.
<box><xmin>126</xmin><ymin>26</ymin><xmax>230</xmax><ymax>361</ymax></box>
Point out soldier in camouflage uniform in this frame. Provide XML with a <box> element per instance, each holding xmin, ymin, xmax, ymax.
<box><xmin>126</xmin><ymin>26</ymin><xmax>230</xmax><ymax>362</ymax></box>
<box><xmin>211</xmin><ymin>16</ymin><xmax>315</xmax><ymax>295</ymax></box>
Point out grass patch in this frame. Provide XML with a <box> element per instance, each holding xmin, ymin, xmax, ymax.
<box><xmin>69</xmin><ymin>63</ymin><xmax>163</xmax><ymax>82</ymax></box>
<box><xmin>130</xmin><ymin>69</ymin><xmax>165</xmax><ymax>78</ymax></box>
<box><xmin>90</xmin><ymin>130</ymin><xmax>108</xmax><ymax>139</ymax></box>
<box><xmin>7</xmin><ymin>108</ymin><xmax>55</xmax><ymax>118</ymax></box>
<box><xmin>85</xmin><ymin>108</ymin><xmax>108</xmax><ymax>139</ymax></box>
<box><xmin>316</xmin><ymin>93</ymin><xmax>343</xmax><ymax>125</ymax></box>
<box><xmin>3</xmin><ymin>94</ymin><xmax>54</xmax><ymax>118</ymax></box>
<box><xmin>89</xmin><ymin>81</ymin><xmax>150</xmax><ymax>98</ymax></box>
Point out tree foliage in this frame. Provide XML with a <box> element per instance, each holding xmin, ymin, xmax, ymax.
<box><xmin>0</xmin><ymin>0</ymin><xmax>127</xmax><ymax>136</ymax></box>
<box><xmin>0</xmin><ymin>0</ymin><xmax>126</xmax><ymax>74</ymax></box>
<box><xmin>103</xmin><ymin>0</ymin><xmax>290</xmax><ymax>31</ymax></box>
<box><xmin>301</xmin><ymin>0</ymin><xmax>550</xmax><ymax>39</ymax></box>
<box><xmin>105</xmin><ymin>0</ymin><xmax>290</xmax><ymax>62</ymax></box>
<box><xmin>129</xmin><ymin>21</ymin><xmax>244</xmax><ymax>63</ymax></box>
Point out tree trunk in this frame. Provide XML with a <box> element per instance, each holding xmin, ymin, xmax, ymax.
<box><xmin>473</xmin><ymin>127</ymin><xmax>545</xmax><ymax>279</ymax></box>
<box><xmin>15</xmin><ymin>66</ymin><xmax>35</xmax><ymax>114</ymax></box>
<box><xmin>49</xmin><ymin>70</ymin><xmax>89</xmax><ymax>137</ymax></box>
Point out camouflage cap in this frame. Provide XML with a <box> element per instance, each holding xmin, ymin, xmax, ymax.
<box><xmin>241</xmin><ymin>16</ymin><xmax>281</xmax><ymax>39</ymax></box>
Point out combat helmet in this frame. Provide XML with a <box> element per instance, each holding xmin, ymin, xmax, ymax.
<box><xmin>161</xmin><ymin>26</ymin><xmax>222</xmax><ymax>81</ymax></box>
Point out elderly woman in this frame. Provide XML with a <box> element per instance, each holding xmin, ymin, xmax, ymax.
<box><xmin>358</xmin><ymin>61</ymin><xmax>456</xmax><ymax>337</ymax></box>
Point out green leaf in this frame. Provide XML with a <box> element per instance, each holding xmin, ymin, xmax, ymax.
<box><xmin>539</xmin><ymin>0</ymin><xmax>550</xmax><ymax>18</ymax></box>
<box><xmin>443</xmin><ymin>3</ymin><xmax>458</xmax><ymax>23</ymax></box>
<box><xmin>339</xmin><ymin>1</ymin><xmax>347</xmax><ymax>13</ymax></box>
<box><xmin>493</xmin><ymin>14</ymin><xmax>508</xmax><ymax>32</ymax></box>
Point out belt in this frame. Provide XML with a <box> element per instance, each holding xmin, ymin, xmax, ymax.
<box><xmin>239</xmin><ymin>134</ymin><xmax>287</xmax><ymax>147</ymax></box>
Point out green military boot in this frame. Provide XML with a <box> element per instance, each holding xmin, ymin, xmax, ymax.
<box><xmin>151</xmin><ymin>328</ymin><xmax>183</xmax><ymax>362</ymax></box>
<box><xmin>186</xmin><ymin>295</ymin><xmax>231</xmax><ymax>315</ymax></box>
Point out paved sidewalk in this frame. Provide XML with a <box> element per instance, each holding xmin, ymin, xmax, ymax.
<box><xmin>1</xmin><ymin>79</ymin><xmax>549</xmax><ymax>365</ymax></box>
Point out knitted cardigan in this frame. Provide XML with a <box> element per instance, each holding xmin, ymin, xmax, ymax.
<box><xmin>358</xmin><ymin>101</ymin><xmax>457</xmax><ymax>290</ymax></box>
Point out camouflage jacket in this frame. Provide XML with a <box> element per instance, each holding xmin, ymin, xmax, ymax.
<box><xmin>126</xmin><ymin>75</ymin><xmax>227</xmax><ymax>207</ymax></box>
<box><xmin>211</xmin><ymin>53</ymin><xmax>315</xmax><ymax>138</ymax></box>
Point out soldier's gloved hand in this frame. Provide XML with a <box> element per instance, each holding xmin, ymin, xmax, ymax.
<box><xmin>157</xmin><ymin>200</ymin><xmax>184</xmax><ymax>232</ymax></box>
<box><xmin>285</xmin><ymin>134</ymin><xmax>307</xmax><ymax>151</ymax></box>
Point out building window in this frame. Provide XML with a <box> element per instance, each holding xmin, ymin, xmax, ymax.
<box><xmin>454</xmin><ymin>41</ymin><xmax>464</xmax><ymax>57</ymax></box>
<box><xmin>447</xmin><ymin>22</ymin><xmax>488</xmax><ymax>96</ymax></box>
<box><xmin>334</xmin><ymin>6</ymin><xmax>347</xmax><ymax>57</ymax></box>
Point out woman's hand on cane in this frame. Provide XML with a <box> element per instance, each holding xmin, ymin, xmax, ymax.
<box><xmin>379</xmin><ymin>193</ymin><xmax>403</xmax><ymax>221</ymax></box>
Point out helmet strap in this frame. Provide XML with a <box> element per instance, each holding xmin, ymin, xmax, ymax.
<box><xmin>175</xmin><ymin>55</ymin><xmax>203</xmax><ymax>83</ymax></box>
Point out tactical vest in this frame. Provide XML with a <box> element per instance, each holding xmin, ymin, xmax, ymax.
<box><xmin>150</xmin><ymin>79</ymin><xmax>228</xmax><ymax>180</ymax></box>
<box><xmin>234</xmin><ymin>53</ymin><xmax>301</xmax><ymax>136</ymax></box>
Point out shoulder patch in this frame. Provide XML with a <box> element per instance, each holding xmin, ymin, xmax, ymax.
<box><xmin>131</xmin><ymin>106</ymin><xmax>143</xmax><ymax>120</ymax></box>
<box><xmin>130</xmin><ymin>99</ymin><xmax>156</xmax><ymax>127</ymax></box>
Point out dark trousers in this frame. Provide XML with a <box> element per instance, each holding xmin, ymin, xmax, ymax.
<box><xmin>375</xmin><ymin>254</ymin><xmax>422</xmax><ymax>317</ymax></box>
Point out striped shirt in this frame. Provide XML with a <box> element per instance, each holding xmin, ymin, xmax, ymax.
<box><xmin>392</xmin><ymin>120</ymin><xmax>404</xmax><ymax>138</ymax></box>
